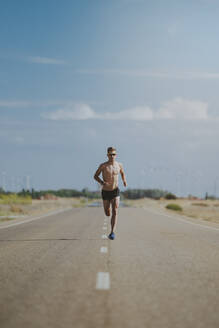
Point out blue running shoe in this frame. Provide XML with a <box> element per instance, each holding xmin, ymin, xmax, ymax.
<box><xmin>108</xmin><ymin>232</ymin><xmax>115</xmax><ymax>240</ymax></box>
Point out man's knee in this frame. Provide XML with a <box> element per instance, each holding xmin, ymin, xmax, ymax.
<box><xmin>112</xmin><ymin>207</ymin><xmax>118</xmax><ymax>216</ymax></box>
<box><xmin>104</xmin><ymin>208</ymin><xmax>111</xmax><ymax>216</ymax></box>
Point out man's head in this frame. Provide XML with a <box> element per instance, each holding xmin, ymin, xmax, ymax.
<box><xmin>107</xmin><ymin>147</ymin><xmax>117</xmax><ymax>160</ymax></box>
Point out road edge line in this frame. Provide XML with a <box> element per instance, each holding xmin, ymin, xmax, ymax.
<box><xmin>0</xmin><ymin>207</ymin><xmax>73</xmax><ymax>230</ymax></box>
<box><xmin>143</xmin><ymin>207</ymin><xmax>219</xmax><ymax>232</ymax></box>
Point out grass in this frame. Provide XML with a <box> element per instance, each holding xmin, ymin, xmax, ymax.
<box><xmin>166</xmin><ymin>203</ymin><xmax>183</xmax><ymax>211</ymax></box>
<box><xmin>0</xmin><ymin>217</ymin><xmax>15</xmax><ymax>222</ymax></box>
<box><xmin>192</xmin><ymin>202</ymin><xmax>209</xmax><ymax>207</ymax></box>
<box><xmin>71</xmin><ymin>198</ymin><xmax>100</xmax><ymax>208</ymax></box>
<box><xmin>0</xmin><ymin>197</ymin><xmax>98</xmax><ymax>225</ymax></box>
<box><xmin>122</xmin><ymin>199</ymin><xmax>144</xmax><ymax>207</ymax></box>
<box><xmin>0</xmin><ymin>194</ymin><xmax>32</xmax><ymax>205</ymax></box>
<box><xmin>0</xmin><ymin>210</ymin><xmax>11</xmax><ymax>216</ymax></box>
<box><xmin>123</xmin><ymin>198</ymin><xmax>219</xmax><ymax>224</ymax></box>
<box><xmin>71</xmin><ymin>198</ymin><xmax>87</xmax><ymax>208</ymax></box>
<box><xmin>10</xmin><ymin>205</ymin><xmax>24</xmax><ymax>213</ymax></box>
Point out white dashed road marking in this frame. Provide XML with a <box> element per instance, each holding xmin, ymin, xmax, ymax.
<box><xmin>100</xmin><ymin>246</ymin><xmax>108</xmax><ymax>253</ymax></box>
<box><xmin>101</xmin><ymin>234</ymin><xmax>107</xmax><ymax>239</ymax></box>
<box><xmin>96</xmin><ymin>272</ymin><xmax>110</xmax><ymax>290</ymax></box>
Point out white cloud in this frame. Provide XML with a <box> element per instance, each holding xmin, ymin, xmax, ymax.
<box><xmin>156</xmin><ymin>98</ymin><xmax>209</xmax><ymax>120</ymax></box>
<box><xmin>103</xmin><ymin>106</ymin><xmax>154</xmax><ymax>120</ymax></box>
<box><xmin>42</xmin><ymin>98</ymin><xmax>209</xmax><ymax>121</ymax></box>
<box><xmin>42</xmin><ymin>104</ymin><xmax>154</xmax><ymax>121</ymax></box>
<box><xmin>41</xmin><ymin>104</ymin><xmax>97</xmax><ymax>120</ymax></box>
<box><xmin>27</xmin><ymin>56</ymin><xmax>66</xmax><ymax>65</ymax></box>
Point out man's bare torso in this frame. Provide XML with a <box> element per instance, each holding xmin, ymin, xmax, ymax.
<box><xmin>101</xmin><ymin>161</ymin><xmax>121</xmax><ymax>191</ymax></box>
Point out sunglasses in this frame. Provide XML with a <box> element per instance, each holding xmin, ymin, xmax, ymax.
<box><xmin>108</xmin><ymin>153</ymin><xmax>116</xmax><ymax>156</ymax></box>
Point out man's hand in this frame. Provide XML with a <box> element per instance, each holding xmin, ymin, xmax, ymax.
<box><xmin>120</xmin><ymin>164</ymin><xmax>127</xmax><ymax>188</ymax></box>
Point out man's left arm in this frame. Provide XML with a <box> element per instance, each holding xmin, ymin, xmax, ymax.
<box><xmin>119</xmin><ymin>163</ymin><xmax>127</xmax><ymax>187</ymax></box>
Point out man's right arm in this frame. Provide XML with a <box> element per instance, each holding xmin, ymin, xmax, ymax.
<box><xmin>94</xmin><ymin>164</ymin><xmax>104</xmax><ymax>186</ymax></box>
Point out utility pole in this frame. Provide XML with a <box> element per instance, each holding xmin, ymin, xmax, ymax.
<box><xmin>2</xmin><ymin>171</ymin><xmax>6</xmax><ymax>191</ymax></box>
<box><xmin>11</xmin><ymin>176</ymin><xmax>15</xmax><ymax>192</ymax></box>
<box><xmin>16</xmin><ymin>176</ymin><xmax>21</xmax><ymax>193</ymax></box>
<box><xmin>26</xmin><ymin>175</ymin><xmax>30</xmax><ymax>191</ymax></box>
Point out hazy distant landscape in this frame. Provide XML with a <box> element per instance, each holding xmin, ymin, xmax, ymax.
<box><xmin>1</xmin><ymin>188</ymin><xmax>219</xmax><ymax>226</ymax></box>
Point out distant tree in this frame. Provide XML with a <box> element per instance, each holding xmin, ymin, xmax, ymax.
<box><xmin>122</xmin><ymin>188</ymin><xmax>169</xmax><ymax>200</ymax></box>
<box><xmin>0</xmin><ymin>187</ymin><xmax>5</xmax><ymax>194</ymax></box>
<box><xmin>165</xmin><ymin>193</ymin><xmax>177</xmax><ymax>200</ymax></box>
<box><xmin>82</xmin><ymin>188</ymin><xmax>89</xmax><ymax>197</ymax></box>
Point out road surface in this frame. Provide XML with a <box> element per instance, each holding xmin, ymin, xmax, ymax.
<box><xmin>0</xmin><ymin>206</ymin><xmax>219</xmax><ymax>328</ymax></box>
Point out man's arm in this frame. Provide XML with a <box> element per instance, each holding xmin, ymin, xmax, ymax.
<box><xmin>119</xmin><ymin>163</ymin><xmax>127</xmax><ymax>187</ymax></box>
<box><xmin>94</xmin><ymin>164</ymin><xmax>104</xmax><ymax>186</ymax></box>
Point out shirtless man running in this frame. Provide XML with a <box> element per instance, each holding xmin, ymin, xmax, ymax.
<box><xmin>94</xmin><ymin>147</ymin><xmax>127</xmax><ymax>240</ymax></box>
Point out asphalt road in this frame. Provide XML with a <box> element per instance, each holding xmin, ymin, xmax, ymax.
<box><xmin>0</xmin><ymin>206</ymin><xmax>219</xmax><ymax>328</ymax></box>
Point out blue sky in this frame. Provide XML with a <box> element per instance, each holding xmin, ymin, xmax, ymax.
<box><xmin>1</xmin><ymin>0</ymin><xmax>219</xmax><ymax>196</ymax></box>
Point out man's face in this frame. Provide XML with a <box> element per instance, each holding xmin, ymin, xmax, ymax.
<box><xmin>107</xmin><ymin>151</ymin><xmax>117</xmax><ymax>160</ymax></box>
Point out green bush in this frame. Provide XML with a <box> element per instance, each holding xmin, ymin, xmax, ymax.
<box><xmin>166</xmin><ymin>203</ymin><xmax>182</xmax><ymax>211</ymax></box>
<box><xmin>165</xmin><ymin>193</ymin><xmax>177</xmax><ymax>200</ymax></box>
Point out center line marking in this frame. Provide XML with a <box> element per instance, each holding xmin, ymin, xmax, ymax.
<box><xmin>96</xmin><ymin>272</ymin><xmax>110</xmax><ymax>290</ymax></box>
<box><xmin>100</xmin><ymin>246</ymin><xmax>108</xmax><ymax>253</ymax></box>
<box><xmin>103</xmin><ymin>226</ymin><xmax>107</xmax><ymax>230</ymax></box>
<box><xmin>102</xmin><ymin>234</ymin><xmax>107</xmax><ymax>239</ymax></box>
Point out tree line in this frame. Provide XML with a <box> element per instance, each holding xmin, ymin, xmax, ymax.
<box><xmin>0</xmin><ymin>187</ymin><xmax>175</xmax><ymax>200</ymax></box>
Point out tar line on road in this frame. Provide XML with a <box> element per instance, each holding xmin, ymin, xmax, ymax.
<box><xmin>96</xmin><ymin>217</ymin><xmax>110</xmax><ymax>290</ymax></box>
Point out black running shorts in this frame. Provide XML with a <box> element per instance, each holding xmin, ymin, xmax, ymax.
<box><xmin>101</xmin><ymin>187</ymin><xmax>120</xmax><ymax>201</ymax></box>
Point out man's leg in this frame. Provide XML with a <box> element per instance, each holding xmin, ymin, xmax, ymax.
<box><xmin>103</xmin><ymin>200</ymin><xmax>111</xmax><ymax>217</ymax></box>
<box><xmin>110</xmin><ymin>196</ymin><xmax>120</xmax><ymax>233</ymax></box>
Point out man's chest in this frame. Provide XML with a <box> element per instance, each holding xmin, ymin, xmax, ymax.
<box><xmin>103</xmin><ymin>164</ymin><xmax>120</xmax><ymax>176</ymax></box>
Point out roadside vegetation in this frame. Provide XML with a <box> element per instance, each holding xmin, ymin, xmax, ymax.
<box><xmin>17</xmin><ymin>188</ymin><xmax>101</xmax><ymax>200</ymax></box>
<box><xmin>166</xmin><ymin>203</ymin><xmax>182</xmax><ymax>211</ymax></box>
<box><xmin>122</xmin><ymin>188</ymin><xmax>169</xmax><ymax>200</ymax></box>
<box><xmin>0</xmin><ymin>191</ymin><xmax>97</xmax><ymax>221</ymax></box>
<box><xmin>0</xmin><ymin>187</ymin><xmax>173</xmax><ymax>221</ymax></box>
<box><xmin>0</xmin><ymin>193</ymin><xmax>32</xmax><ymax>205</ymax></box>
<box><xmin>125</xmin><ymin>197</ymin><xmax>219</xmax><ymax>224</ymax></box>
<box><xmin>1</xmin><ymin>187</ymin><xmax>219</xmax><ymax>225</ymax></box>
<box><xmin>6</xmin><ymin>187</ymin><xmax>171</xmax><ymax>201</ymax></box>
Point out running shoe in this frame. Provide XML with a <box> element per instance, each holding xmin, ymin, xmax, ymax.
<box><xmin>108</xmin><ymin>232</ymin><xmax>115</xmax><ymax>240</ymax></box>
